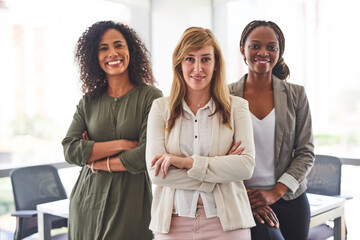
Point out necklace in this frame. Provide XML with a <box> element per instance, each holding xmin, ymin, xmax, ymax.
<box><xmin>197</xmin><ymin>104</ymin><xmax>201</xmax><ymax>108</ymax></box>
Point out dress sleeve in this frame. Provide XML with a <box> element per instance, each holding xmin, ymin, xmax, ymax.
<box><xmin>277</xmin><ymin>86</ymin><xmax>315</xmax><ymax>192</ymax></box>
<box><xmin>119</xmin><ymin>87</ymin><xmax>163</xmax><ymax>174</ymax></box>
<box><xmin>62</xmin><ymin>97</ymin><xmax>95</xmax><ymax>166</ymax></box>
<box><xmin>187</xmin><ymin>98</ymin><xmax>255</xmax><ymax>183</ymax></box>
<box><xmin>146</xmin><ymin>99</ymin><xmax>216</xmax><ymax>193</ymax></box>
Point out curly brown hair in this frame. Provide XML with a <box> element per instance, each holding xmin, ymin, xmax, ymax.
<box><xmin>240</xmin><ymin>20</ymin><xmax>290</xmax><ymax>80</ymax></box>
<box><xmin>75</xmin><ymin>21</ymin><xmax>155</xmax><ymax>100</ymax></box>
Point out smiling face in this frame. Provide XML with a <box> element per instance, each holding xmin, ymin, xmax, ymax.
<box><xmin>241</xmin><ymin>26</ymin><xmax>280</xmax><ymax>76</ymax></box>
<box><xmin>98</xmin><ymin>28</ymin><xmax>130</xmax><ymax>79</ymax></box>
<box><xmin>181</xmin><ymin>45</ymin><xmax>216</xmax><ymax>95</ymax></box>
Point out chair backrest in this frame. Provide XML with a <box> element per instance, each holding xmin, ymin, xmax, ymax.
<box><xmin>10</xmin><ymin>165</ymin><xmax>67</xmax><ymax>211</ymax></box>
<box><xmin>306</xmin><ymin>154</ymin><xmax>342</xmax><ymax>196</ymax></box>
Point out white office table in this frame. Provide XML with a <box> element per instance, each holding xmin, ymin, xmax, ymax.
<box><xmin>36</xmin><ymin>194</ymin><xmax>345</xmax><ymax>240</ymax></box>
<box><xmin>308</xmin><ymin>193</ymin><xmax>346</xmax><ymax>240</ymax></box>
<box><xmin>37</xmin><ymin>199</ymin><xmax>69</xmax><ymax>240</ymax></box>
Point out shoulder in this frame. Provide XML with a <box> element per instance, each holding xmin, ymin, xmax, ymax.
<box><xmin>149</xmin><ymin>97</ymin><xmax>170</xmax><ymax>119</ymax></box>
<box><xmin>283</xmin><ymin>82</ymin><xmax>308</xmax><ymax>105</ymax></box>
<box><xmin>284</xmin><ymin>81</ymin><xmax>305</xmax><ymax>94</ymax></box>
<box><xmin>152</xmin><ymin>96</ymin><xmax>170</xmax><ymax>108</ymax></box>
<box><xmin>228</xmin><ymin>74</ymin><xmax>246</xmax><ymax>96</ymax></box>
<box><xmin>230</xmin><ymin>95</ymin><xmax>249</xmax><ymax>108</ymax></box>
<box><xmin>78</xmin><ymin>94</ymin><xmax>94</xmax><ymax>107</ymax></box>
<box><xmin>138</xmin><ymin>84</ymin><xmax>163</xmax><ymax>98</ymax></box>
<box><xmin>273</xmin><ymin>76</ymin><xmax>307</xmax><ymax>101</ymax></box>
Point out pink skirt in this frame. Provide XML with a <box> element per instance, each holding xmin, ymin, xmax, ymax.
<box><xmin>154</xmin><ymin>205</ymin><xmax>251</xmax><ymax>240</ymax></box>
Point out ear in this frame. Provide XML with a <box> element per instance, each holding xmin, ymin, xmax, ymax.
<box><xmin>240</xmin><ymin>46</ymin><xmax>245</xmax><ymax>57</ymax></box>
<box><xmin>240</xmin><ymin>46</ymin><xmax>247</xmax><ymax>64</ymax></box>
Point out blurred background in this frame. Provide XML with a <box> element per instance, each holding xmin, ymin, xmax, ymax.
<box><xmin>0</xmin><ymin>0</ymin><xmax>359</xmax><ymax>239</ymax></box>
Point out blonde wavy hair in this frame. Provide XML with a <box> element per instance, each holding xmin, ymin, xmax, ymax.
<box><xmin>167</xmin><ymin>27</ymin><xmax>231</xmax><ymax>131</ymax></box>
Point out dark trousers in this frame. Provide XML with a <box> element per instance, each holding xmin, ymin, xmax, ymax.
<box><xmin>251</xmin><ymin>192</ymin><xmax>311</xmax><ymax>240</ymax></box>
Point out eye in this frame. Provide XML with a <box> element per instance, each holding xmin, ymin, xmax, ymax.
<box><xmin>249</xmin><ymin>44</ymin><xmax>260</xmax><ymax>49</ymax></box>
<box><xmin>202</xmin><ymin>57</ymin><xmax>211</xmax><ymax>62</ymax></box>
<box><xmin>185</xmin><ymin>57</ymin><xmax>194</xmax><ymax>62</ymax></box>
<box><xmin>99</xmin><ymin>46</ymin><xmax>108</xmax><ymax>51</ymax></box>
<box><xmin>115</xmin><ymin>44</ymin><xmax>124</xmax><ymax>48</ymax></box>
<box><xmin>268</xmin><ymin>46</ymin><xmax>278</xmax><ymax>51</ymax></box>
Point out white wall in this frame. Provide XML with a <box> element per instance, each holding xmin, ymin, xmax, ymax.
<box><xmin>151</xmin><ymin>0</ymin><xmax>212</xmax><ymax>96</ymax></box>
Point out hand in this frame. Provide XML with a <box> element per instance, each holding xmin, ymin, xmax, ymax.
<box><xmin>247</xmin><ymin>188</ymin><xmax>281</xmax><ymax>209</ymax></box>
<box><xmin>151</xmin><ymin>154</ymin><xmax>193</xmax><ymax>179</ymax></box>
<box><xmin>227</xmin><ymin>140</ymin><xmax>245</xmax><ymax>155</ymax></box>
<box><xmin>252</xmin><ymin>206</ymin><xmax>279</xmax><ymax>228</ymax></box>
<box><xmin>82</xmin><ymin>131</ymin><xmax>89</xmax><ymax>141</ymax></box>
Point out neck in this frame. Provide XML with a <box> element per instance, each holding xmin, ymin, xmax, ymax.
<box><xmin>185</xmin><ymin>90</ymin><xmax>211</xmax><ymax>114</ymax></box>
<box><xmin>106</xmin><ymin>74</ymin><xmax>134</xmax><ymax>98</ymax></box>
<box><xmin>246</xmin><ymin>72</ymin><xmax>272</xmax><ymax>90</ymax></box>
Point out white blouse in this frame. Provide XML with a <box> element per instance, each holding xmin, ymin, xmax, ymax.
<box><xmin>245</xmin><ymin>109</ymin><xmax>276</xmax><ymax>189</ymax></box>
<box><xmin>173</xmin><ymin>99</ymin><xmax>217</xmax><ymax>218</ymax></box>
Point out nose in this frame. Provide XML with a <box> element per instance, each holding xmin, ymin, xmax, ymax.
<box><xmin>257</xmin><ymin>47</ymin><xmax>269</xmax><ymax>57</ymax></box>
<box><xmin>193</xmin><ymin>60</ymin><xmax>203</xmax><ymax>73</ymax></box>
<box><xmin>108</xmin><ymin>47</ymin><xmax>118</xmax><ymax>58</ymax></box>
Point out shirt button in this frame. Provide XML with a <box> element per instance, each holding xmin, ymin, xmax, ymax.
<box><xmin>195</xmin><ymin>119</ymin><xmax>197</xmax><ymax>122</ymax></box>
<box><xmin>114</xmin><ymin>98</ymin><xmax>117</xmax><ymax>101</ymax></box>
<box><xmin>195</xmin><ymin>135</ymin><xmax>197</xmax><ymax>139</ymax></box>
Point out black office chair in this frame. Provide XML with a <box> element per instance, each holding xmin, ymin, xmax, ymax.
<box><xmin>307</xmin><ymin>154</ymin><xmax>350</xmax><ymax>240</ymax></box>
<box><xmin>10</xmin><ymin>165</ymin><xmax>68</xmax><ymax>240</ymax></box>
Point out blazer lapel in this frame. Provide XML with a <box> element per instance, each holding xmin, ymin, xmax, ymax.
<box><xmin>168</xmin><ymin>114</ymin><xmax>183</xmax><ymax>156</ymax></box>
<box><xmin>209</xmin><ymin>100</ymin><xmax>221</xmax><ymax>156</ymax></box>
<box><xmin>273</xmin><ymin>76</ymin><xmax>287</xmax><ymax>165</ymax></box>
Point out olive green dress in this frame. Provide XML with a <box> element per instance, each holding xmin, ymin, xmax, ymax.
<box><xmin>62</xmin><ymin>85</ymin><xmax>162</xmax><ymax>240</ymax></box>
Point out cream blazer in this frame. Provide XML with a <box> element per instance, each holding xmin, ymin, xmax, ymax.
<box><xmin>146</xmin><ymin>96</ymin><xmax>256</xmax><ymax>233</ymax></box>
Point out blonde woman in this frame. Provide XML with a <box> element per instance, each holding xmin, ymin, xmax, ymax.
<box><xmin>146</xmin><ymin>27</ymin><xmax>255</xmax><ymax>240</ymax></box>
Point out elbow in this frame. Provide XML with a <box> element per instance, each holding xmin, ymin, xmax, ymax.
<box><xmin>244</xmin><ymin>165</ymin><xmax>255</xmax><ymax>180</ymax></box>
<box><xmin>243</xmin><ymin>156</ymin><xmax>256</xmax><ymax>180</ymax></box>
<box><xmin>147</xmin><ymin>166</ymin><xmax>160</xmax><ymax>184</ymax></box>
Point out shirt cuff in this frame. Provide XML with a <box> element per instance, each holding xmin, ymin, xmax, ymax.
<box><xmin>277</xmin><ymin>173</ymin><xmax>299</xmax><ymax>193</ymax></box>
<box><xmin>187</xmin><ymin>153</ymin><xmax>208</xmax><ymax>181</ymax></box>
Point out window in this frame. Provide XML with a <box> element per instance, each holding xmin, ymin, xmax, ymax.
<box><xmin>213</xmin><ymin>0</ymin><xmax>360</xmax><ymax>159</ymax></box>
<box><xmin>0</xmin><ymin>0</ymin><xmax>151</xmax><ymax>169</ymax></box>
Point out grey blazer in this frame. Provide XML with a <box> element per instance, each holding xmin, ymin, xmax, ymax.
<box><xmin>229</xmin><ymin>74</ymin><xmax>315</xmax><ymax>200</ymax></box>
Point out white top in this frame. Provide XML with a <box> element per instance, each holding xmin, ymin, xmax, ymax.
<box><xmin>245</xmin><ymin>109</ymin><xmax>276</xmax><ymax>189</ymax></box>
<box><xmin>173</xmin><ymin>99</ymin><xmax>217</xmax><ymax>218</ymax></box>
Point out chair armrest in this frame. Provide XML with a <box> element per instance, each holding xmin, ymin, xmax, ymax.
<box><xmin>11</xmin><ymin>210</ymin><xmax>38</xmax><ymax>218</ymax></box>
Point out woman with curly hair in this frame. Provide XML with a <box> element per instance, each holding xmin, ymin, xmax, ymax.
<box><xmin>62</xmin><ymin>21</ymin><xmax>162</xmax><ymax>239</ymax></box>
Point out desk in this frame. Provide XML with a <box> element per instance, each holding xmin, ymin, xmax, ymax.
<box><xmin>308</xmin><ymin>193</ymin><xmax>346</xmax><ymax>240</ymax></box>
<box><xmin>37</xmin><ymin>199</ymin><xmax>69</xmax><ymax>240</ymax></box>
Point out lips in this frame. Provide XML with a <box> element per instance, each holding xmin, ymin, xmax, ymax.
<box><xmin>254</xmin><ymin>57</ymin><xmax>270</xmax><ymax>64</ymax></box>
<box><xmin>107</xmin><ymin>59</ymin><xmax>123</xmax><ymax>66</ymax></box>
<box><xmin>191</xmin><ymin>75</ymin><xmax>205</xmax><ymax>82</ymax></box>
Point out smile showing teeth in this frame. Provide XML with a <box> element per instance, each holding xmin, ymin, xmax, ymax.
<box><xmin>192</xmin><ymin>76</ymin><xmax>204</xmax><ymax>80</ymax></box>
<box><xmin>108</xmin><ymin>60</ymin><xmax>121</xmax><ymax>65</ymax></box>
<box><xmin>255</xmin><ymin>58</ymin><xmax>270</xmax><ymax>64</ymax></box>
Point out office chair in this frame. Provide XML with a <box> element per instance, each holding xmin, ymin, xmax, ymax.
<box><xmin>10</xmin><ymin>165</ymin><xmax>68</xmax><ymax>240</ymax></box>
<box><xmin>307</xmin><ymin>154</ymin><xmax>350</xmax><ymax>240</ymax></box>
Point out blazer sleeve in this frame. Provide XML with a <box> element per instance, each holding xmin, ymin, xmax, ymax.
<box><xmin>278</xmin><ymin>86</ymin><xmax>315</xmax><ymax>190</ymax></box>
<box><xmin>146</xmin><ymin>99</ymin><xmax>215</xmax><ymax>193</ymax></box>
<box><xmin>187</xmin><ymin>97</ymin><xmax>256</xmax><ymax>183</ymax></box>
